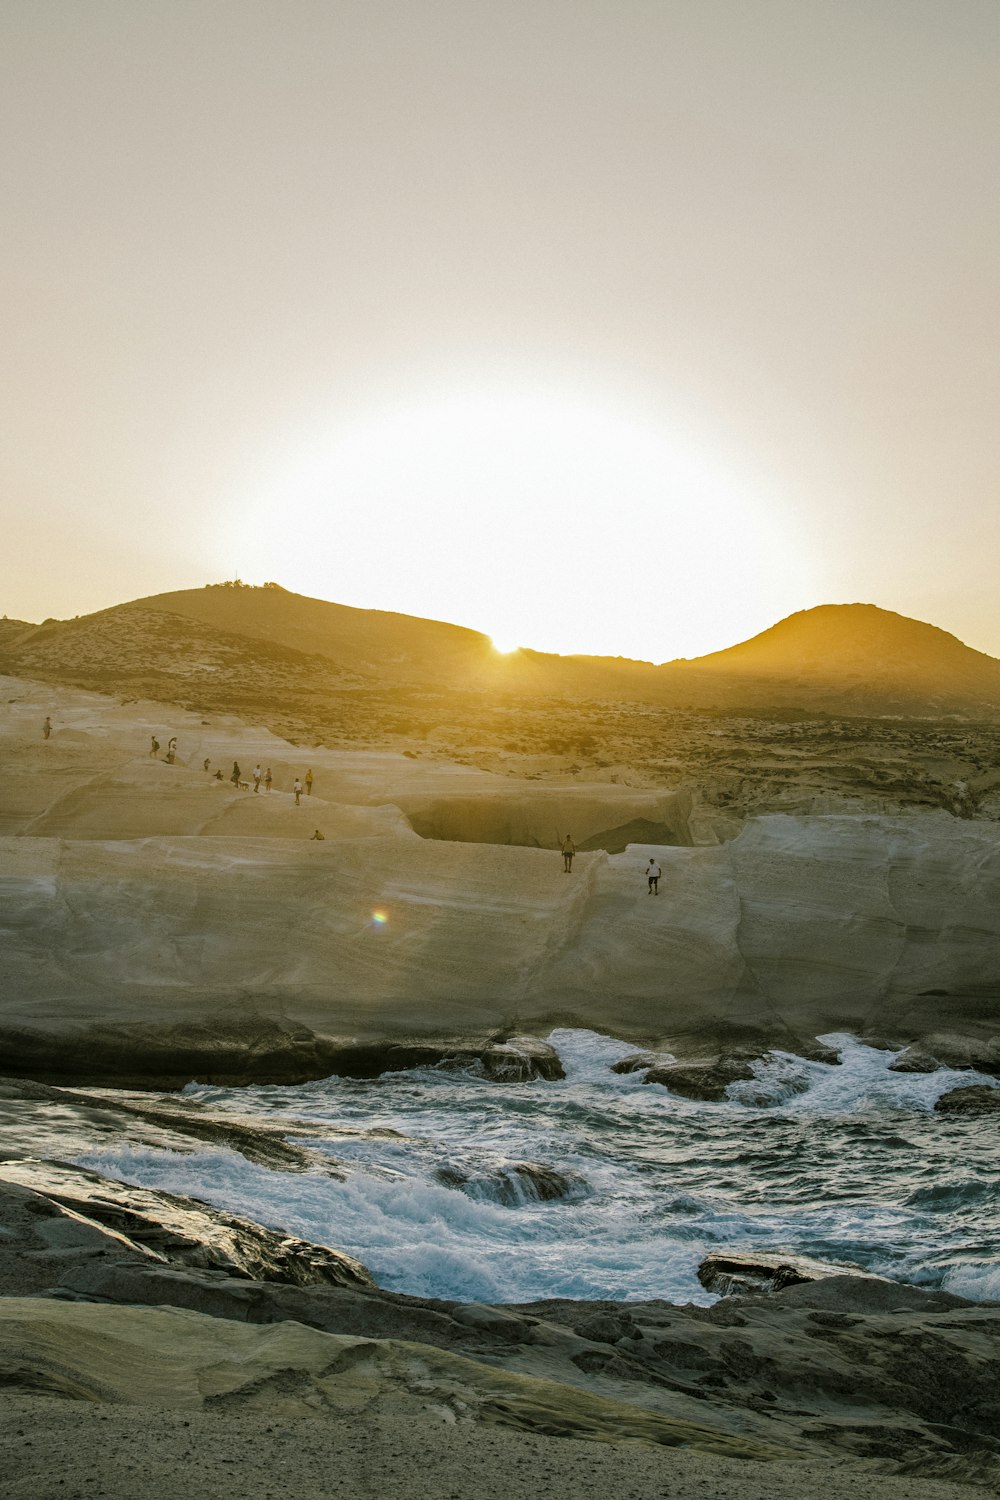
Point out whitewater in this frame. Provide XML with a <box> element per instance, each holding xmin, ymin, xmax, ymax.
<box><xmin>75</xmin><ymin>1031</ymin><xmax>1000</xmax><ymax>1307</ymax></box>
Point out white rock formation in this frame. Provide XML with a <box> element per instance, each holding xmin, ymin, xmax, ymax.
<box><xmin>2</xmin><ymin>676</ymin><xmax>998</xmax><ymax>1069</ymax></box>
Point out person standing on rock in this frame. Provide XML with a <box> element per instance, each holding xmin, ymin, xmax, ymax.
<box><xmin>42</xmin><ymin>717</ymin><xmax>52</xmax><ymax>740</ymax></box>
<box><xmin>252</xmin><ymin>764</ymin><xmax>262</xmax><ymax>793</ymax></box>
<box><xmin>293</xmin><ymin>777</ymin><xmax>303</xmax><ymax>805</ymax></box>
<box><xmin>264</xmin><ymin>766</ymin><xmax>272</xmax><ymax>793</ymax></box>
<box><xmin>305</xmin><ymin>768</ymin><xmax>314</xmax><ymax>796</ymax></box>
<box><xmin>203</xmin><ymin>758</ymin><xmax>210</xmax><ymax>772</ymax></box>
<box><xmin>561</xmin><ymin>834</ymin><xmax>576</xmax><ymax>873</ymax></box>
<box><xmin>231</xmin><ymin>761</ymin><xmax>241</xmax><ymax>788</ymax></box>
<box><xmin>150</xmin><ymin>736</ymin><xmax>159</xmax><ymax>757</ymax></box>
<box><xmin>647</xmin><ymin>858</ymin><xmax>661</xmax><ymax>895</ymax></box>
<box><xmin>166</xmin><ymin>736</ymin><xmax>177</xmax><ymax>764</ymax></box>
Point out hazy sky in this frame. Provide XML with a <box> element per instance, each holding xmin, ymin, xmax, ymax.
<box><xmin>1</xmin><ymin>0</ymin><xmax>997</xmax><ymax>661</ymax></box>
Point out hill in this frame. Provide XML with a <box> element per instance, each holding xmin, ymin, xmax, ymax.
<box><xmin>121</xmin><ymin>582</ymin><xmax>501</xmax><ymax>686</ymax></box>
<box><xmin>678</xmin><ymin>604</ymin><xmax>1000</xmax><ymax>712</ymax></box>
<box><xmin>2</xmin><ymin>585</ymin><xmax>999</xmax><ymax>728</ymax></box>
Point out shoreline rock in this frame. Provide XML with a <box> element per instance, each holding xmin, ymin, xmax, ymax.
<box><xmin>935</xmin><ymin>1084</ymin><xmax>1000</xmax><ymax>1115</ymax></box>
<box><xmin>2</xmin><ymin>1143</ymin><xmax>999</xmax><ymax>1486</ymax></box>
<box><xmin>697</xmin><ymin>1250</ymin><xmax>883</xmax><ymax>1298</ymax></box>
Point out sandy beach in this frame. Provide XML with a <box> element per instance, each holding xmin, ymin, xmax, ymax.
<box><xmin>2</xmin><ymin>1392</ymin><xmax>987</xmax><ymax>1500</ymax></box>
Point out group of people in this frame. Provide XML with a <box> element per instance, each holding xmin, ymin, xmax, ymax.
<box><xmin>149</xmin><ymin>734</ymin><xmax>317</xmax><ymax>807</ymax></box>
<box><xmin>223</xmin><ymin>761</ymin><xmax>315</xmax><ymax>802</ymax></box>
<box><xmin>560</xmin><ymin>834</ymin><xmax>662</xmax><ymax>893</ymax></box>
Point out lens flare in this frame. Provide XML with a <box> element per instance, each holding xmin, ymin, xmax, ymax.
<box><xmin>371</xmin><ymin>910</ymin><xmax>388</xmax><ymax>926</ymax></box>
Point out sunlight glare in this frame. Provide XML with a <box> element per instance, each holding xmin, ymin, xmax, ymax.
<box><xmin>233</xmin><ymin>383</ymin><xmax>817</xmax><ymax>661</ymax></box>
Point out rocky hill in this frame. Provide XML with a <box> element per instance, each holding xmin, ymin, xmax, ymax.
<box><xmin>3</xmin><ymin>584</ymin><xmax>1000</xmax><ymax>721</ymax></box>
<box><xmin>677</xmin><ymin>603</ymin><xmax>1000</xmax><ymax>714</ymax></box>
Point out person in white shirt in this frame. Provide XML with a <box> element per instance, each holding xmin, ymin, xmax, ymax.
<box><xmin>647</xmin><ymin>858</ymin><xmax>661</xmax><ymax>895</ymax></box>
<box><xmin>252</xmin><ymin>764</ymin><xmax>262</xmax><ymax>792</ymax></box>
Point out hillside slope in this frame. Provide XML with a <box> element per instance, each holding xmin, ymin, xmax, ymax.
<box><xmin>2</xmin><ymin>585</ymin><xmax>999</xmax><ymax>719</ymax></box>
<box><xmin>679</xmin><ymin>604</ymin><xmax>1000</xmax><ymax>711</ymax></box>
<box><xmin>124</xmin><ymin>582</ymin><xmax>501</xmax><ymax>685</ymax></box>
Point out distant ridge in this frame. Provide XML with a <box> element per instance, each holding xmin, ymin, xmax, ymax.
<box><xmin>673</xmin><ymin>603</ymin><xmax>1000</xmax><ymax>711</ymax></box>
<box><xmin>2</xmin><ymin>584</ymin><xmax>999</xmax><ymax>719</ymax></box>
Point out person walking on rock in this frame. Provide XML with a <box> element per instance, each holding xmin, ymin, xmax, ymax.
<box><xmin>305</xmin><ymin>768</ymin><xmax>314</xmax><ymax>796</ymax></box>
<box><xmin>264</xmin><ymin>766</ymin><xmax>272</xmax><ymax>793</ymax></box>
<box><xmin>231</xmin><ymin>761</ymin><xmax>241</xmax><ymax>788</ymax></box>
<box><xmin>252</xmin><ymin>764</ymin><xmax>262</xmax><ymax>793</ymax></box>
<box><xmin>42</xmin><ymin>717</ymin><xmax>52</xmax><ymax>740</ymax></box>
<box><xmin>293</xmin><ymin>777</ymin><xmax>303</xmax><ymax>805</ymax></box>
<box><xmin>647</xmin><ymin>858</ymin><xmax>661</xmax><ymax>895</ymax></box>
<box><xmin>561</xmin><ymin>834</ymin><xmax>576</xmax><ymax>873</ymax></box>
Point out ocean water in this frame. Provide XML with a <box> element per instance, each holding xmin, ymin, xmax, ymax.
<box><xmin>74</xmin><ymin>1031</ymin><xmax>1000</xmax><ymax>1306</ymax></box>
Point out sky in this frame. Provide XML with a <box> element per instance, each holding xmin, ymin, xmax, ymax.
<box><xmin>1</xmin><ymin>0</ymin><xmax>997</xmax><ymax>663</ymax></box>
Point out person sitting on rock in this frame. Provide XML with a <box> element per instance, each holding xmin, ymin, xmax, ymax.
<box><xmin>561</xmin><ymin>834</ymin><xmax>576</xmax><ymax>873</ymax></box>
<box><xmin>647</xmin><ymin>858</ymin><xmax>661</xmax><ymax>895</ymax></box>
<box><xmin>310</xmin><ymin>828</ymin><xmax>325</xmax><ymax>840</ymax></box>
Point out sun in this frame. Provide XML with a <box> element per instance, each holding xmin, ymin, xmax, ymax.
<box><xmin>233</xmin><ymin>380</ymin><xmax>818</xmax><ymax>661</ymax></box>
<box><xmin>490</xmin><ymin>635</ymin><xmax>521</xmax><ymax>656</ymax></box>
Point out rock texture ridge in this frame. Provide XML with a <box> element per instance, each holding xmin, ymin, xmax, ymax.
<box><xmin>1</xmin><ymin>677</ymin><xmax>999</xmax><ymax>1082</ymax></box>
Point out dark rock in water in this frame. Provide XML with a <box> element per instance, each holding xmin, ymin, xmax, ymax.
<box><xmin>889</xmin><ymin>1044</ymin><xmax>940</xmax><ymax>1073</ymax></box>
<box><xmin>435</xmin><ymin>1159</ymin><xmax>587</xmax><ymax>1206</ymax></box>
<box><xmin>936</xmin><ymin>1084</ymin><xmax>1000</xmax><ymax>1115</ymax></box>
<box><xmin>321</xmin><ymin>1033</ymin><xmax>565</xmax><ymax>1083</ymax></box>
<box><xmin>698</xmin><ymin>1250</ymin><xmax>877</xmax><ymax>1298</ymax></box>
<box><xmin>479</xmin><ymin>1036</ymin><xmax>564</xmax><ymax>1082</ymax></box>
<box><xmin>796</xmin><ymin>1038</ymin><xmax>842</xmax><ymax>1066</ymax></box>
<box><xmin>611</xmin><ymin>1052</ymin><xmax>665</xmax><ymax>1075</ymax></box>
<box><xmin>645</xmin><ymin>1056</ymin><xmax>755</xmax><ymax>1101</ymax></box>
<box><xmin>921</xmin><ymin>1032</ymin><xmax>1000</xmax><ymax>1076</ymax></box>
